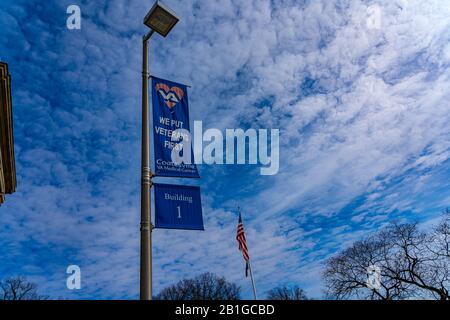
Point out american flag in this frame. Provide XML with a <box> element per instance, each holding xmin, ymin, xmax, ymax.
<box><xmin>236</xmin><ymin>212</ymin><xmax>250</xmax><ymax>277</ymax></box>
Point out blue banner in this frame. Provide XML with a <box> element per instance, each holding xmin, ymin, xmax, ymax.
<box><xmin>151</xmin><ymin>76</ymin><xmax>199</xmax><ymax>178</ymax></box>
<box><xmin>154</xmin><ymin>183</ymin><xmax>204</xmax><ymax>230</ymax></box>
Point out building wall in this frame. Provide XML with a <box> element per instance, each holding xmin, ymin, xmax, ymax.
<box><xmin>0</xmin><ymin>62</ymin><xmax>16</xmax><ymax>206</ymax></box>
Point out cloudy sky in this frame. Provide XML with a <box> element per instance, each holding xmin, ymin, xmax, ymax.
<box><xmin>0</xmin><ymin>0</ymin><xmax>449</xmax><ymax>299</ymax></box>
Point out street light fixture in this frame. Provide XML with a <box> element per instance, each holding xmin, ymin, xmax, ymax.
<box><xmin>140</xmin><ymin>1</ymin><xmax>179</xmax><ymax>301</ymax></box>
<box><xmin>144</xmin><ymin>0</ymin><xmax>179</xmax><ymax>37</ymax></box>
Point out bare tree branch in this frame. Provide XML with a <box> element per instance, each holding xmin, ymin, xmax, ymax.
<box><xmin>155</xmin><ymin>272</ymin><xmax>240</xmax><ymax>300</ymax></box>
<box><xmin>0</xmin><ymin>276</ymin><xmax>48</xmax><ymax>300</ymax></box>
<box><xmin>266</xmin><ymin>285</ymin><xmax>308</xmax><ymax>300</ymax></box>
<box><xmin>324</xmin><ymin>210</ymin><xmax>450</xmax><ymax>300</ymax></box>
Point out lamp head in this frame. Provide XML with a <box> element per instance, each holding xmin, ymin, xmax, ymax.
<box><xmin>144</xmin><ymin>1</ymin><xmax>179</xmax><ymax>37</ymax></box>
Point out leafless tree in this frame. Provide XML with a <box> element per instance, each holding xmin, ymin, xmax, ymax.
<box><xmin>267</xmin><ymin>285</ymin><xmax>308</xmax><ymax>300</ymax></box>
<box><xmin>381</xmin><ymin>222</ymin><xmax>450</xmax><ymax>300</ymax></box>
<box><xmin>324</xmin><ymin>236</ymin><xmax>409</xmax><ymax>300</ymax></box>
<box><xmin>0</xmin><ymin>276</ymin><xmax>48</xmax><ymax>300</ymax></box>
<box><xmin>155</xmin><ymin>272</ymin><xmax>240</xmax><ymax>300</ymax></box>
<box><xmin>324</xmin><ymin>210</ymin><xmax>450</xmax><ymax>300</ymax></box>
<box><xmin>423</xmin><ymin>208</ymin><xmax>450</xmax><ymax>299</ymax></box>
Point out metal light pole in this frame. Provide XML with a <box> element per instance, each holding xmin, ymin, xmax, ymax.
<box><xmin>140</xmin><ymin>0</ymin><xmax>179</xmax><ymax>301</ymax></box>
<box><xmin>140</xmin><ymin>29</ymin><xmax>154</xmax><ymax>301</ymax></box>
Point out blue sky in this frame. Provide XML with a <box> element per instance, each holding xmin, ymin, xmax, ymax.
<box><xmin>0</xmin><ymin>0</ymin><xmax>449</xmax><ymax>299</ymax></box>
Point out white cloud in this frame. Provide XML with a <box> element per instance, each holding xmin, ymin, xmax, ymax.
<box><xmin>0</xmin><ymin>0</ymin><xmax>449</xmax><ymax>299</ymax></box>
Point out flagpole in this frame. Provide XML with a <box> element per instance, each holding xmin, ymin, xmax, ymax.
<box><xmin>248</xmin><ymin>260</ymin><xmax>258</xmax><ymax>300</ymax></box>
<box><xmin>237</xmin><ymin>205</ymin><xmax>258</xmax><ymax>300</ymax></box>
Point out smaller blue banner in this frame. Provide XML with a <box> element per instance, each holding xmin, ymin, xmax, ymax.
<box><xmin>154</xmin><ymin>183</ymin><xmax>204</xmax><ymax>230</ymax></box>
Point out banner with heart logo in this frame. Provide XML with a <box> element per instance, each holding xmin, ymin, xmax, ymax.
<box><xmin>151</xmin><ymin>76</ymin><xmax>199</xmax><ymax>178</ymax></box>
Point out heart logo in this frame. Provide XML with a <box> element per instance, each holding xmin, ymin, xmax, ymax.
<box><xmin>156</xmin><ymin>83</ymin><xmax>184</xmax><ymax>109</ymax></box>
